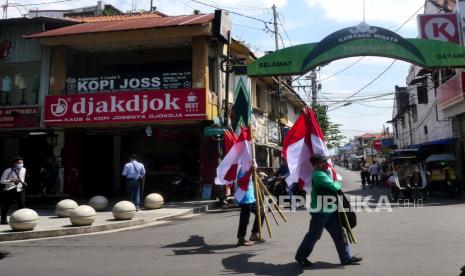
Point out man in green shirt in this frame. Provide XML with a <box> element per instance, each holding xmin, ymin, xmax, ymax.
<box><xmin>295</xmin><ymin>154</ymin><xmax>362</xmax><ymax>266</ymax></box>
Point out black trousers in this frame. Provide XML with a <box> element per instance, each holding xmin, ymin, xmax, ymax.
<box><xmin>371</xmin><ymin>175</ymin><xmax>379</xmax><ymax>187</ymax></box>
<box><xmin>237</xmin><ymin>203</ymin><xmax>264</xmax><ymax>239</ymax></box>
<box><xmin>1</xmin><ymin>190</ymin><xmax>26</xmax><ymax>222</ymax></box>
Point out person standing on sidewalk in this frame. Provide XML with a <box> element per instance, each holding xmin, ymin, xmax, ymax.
<box><xmin>295</xmin><ymin>154</ymin><xmax>362</xmax><ymax>266</ymax></box>
<box><xmin>122</xmin><ymin>154</ymin><xmax>145</xmax><ymax>210</ymax></box>
<box><xmin>0</xmin><ymin>157</ymin><xmax>27</xmax><ymax>224</ymax></box>
<box><xmin>369</xmin><ymin>161</ymin><xmax>380</xmax><ymax>188</ymax></box>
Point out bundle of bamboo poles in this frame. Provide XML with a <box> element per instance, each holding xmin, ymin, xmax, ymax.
<box><xmin>250</xmin><ymin>125</ymin><xmax>287</xmax><ymax>239</ymax></box>
<box><xmin>338</xmin><ymin>197</ymin><xmax>357</xmax><ymax>244</ymax></box>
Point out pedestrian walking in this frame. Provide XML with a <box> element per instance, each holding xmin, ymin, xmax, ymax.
<box><xmin>360</xmin><ymin>163</ymin><xmax>370</xmax><ymax>188</ymax></box>
<box><xmin>295</xmin><ymin>154</ymin><xmax>362</xmax><ymax>266</ymax></box>
<box><xmin>0</xmin><ymin>157</ymin><xmax>27</xmax><ymax>224</ymax></box>
<box><xmin>122</xmin><ymin>154</ymin><xmax>145</xmax><ymax>210</ymax></box>
<box><xmin>369</xmin><ymin>161</ymin><xmax>380</xmax><ymax>188</ymax></box>
<box><xmin>236</xmin><ymin>176</ymin><xmax>265</xmax><ymax>247</ymax></box>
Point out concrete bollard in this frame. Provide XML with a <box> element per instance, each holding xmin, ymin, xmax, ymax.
<box><xmin>69</xmin><ymin>205</ymin><xmax>96</xmax><ymax>226</ymax></box>
<box><xmin>145</xmin><ymin>193</ymin><xmax>164</xmax><ymax>209</ymax></box>
<box><xmin>112</xmin><ymin>201</ymin><xmax>136</xmax><ymax>220</ymax></box>
<box><xmin>9</xmin><ymin>208</ymin><xmax>39</xmax><ymax>231</ymax></box>
<box><xmin>55</xmin><ymin>199</ymin><xmax>78</xmax><ymax>217</ymax></box>
<box><xmin>88</xmin><ymin>195</ymin><xmax>109</xmax><ymax>211</ymax></box>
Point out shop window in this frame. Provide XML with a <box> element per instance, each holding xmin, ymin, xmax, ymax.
<box><xmin>424</xmin><ymin>125</ymin><xmax>428</xmax><ymax>135</ymax></box>
<box><xmin>411</xmin><ymin>105</ymin><xmax>417</xmax><ymax>123</ymax></box>
<box><xmin>441</xmin><ymin>68</ymin><xmax>456</xmax><ymax>84</ymax></box>
<box><xmin>255</xmin><ymin>85</ymin><xmax>267</xmax><ymax>111</ymax></box>
<box><xmin>0</xmin><ymin>62</ymin><xmax>40</xmax><ymax>106</ymax></box>
<box><xmin>431</xmin><ymin>70</ymin><xmax>440</xmax><ymax>88</ymax></box>
<box><xmin>417</xmin><ymin>83</ymin><xmax>428</xmax><ymax>104</ymax></box>
<box><xmin>208</xmin><ymin>57</ymin><xmax>217</xmax><ymax>93</ymax></box>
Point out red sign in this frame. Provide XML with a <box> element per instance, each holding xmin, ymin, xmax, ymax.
<box><xmin>0</xmin><ymin>106</ymin><xmax>40</xmax><ymax>129</ymax></box>
<box><xmin>373</xmin><ymin>140</ymin><xmax>382</xmax><ymax>151</ymax></box>
<box><xmin>44</xmin><ymin>89</ymin><xmax>207</xmax><ymax>126</ymax></box>
<box><xmin>418</xmin><ymin>14</ymin><xmax>461</xmax><ymax>44</ymax></box>
<box><xmin>438</xmin><ymin>71</ymin><xmax>465</xmax><ymax>110</ymax></box>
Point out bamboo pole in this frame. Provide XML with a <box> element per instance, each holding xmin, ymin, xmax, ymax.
<box><xmin>257</xmin><ymin>177</ymin><xmax>288</xmax><ymax>223</ymax></box>
<box><xmin>249</xmin><ymin>125</ymin><xmax>263</xmax><ymax>239</ymax></box>
<box><xmin>256</xmin><ymin>179</ymin><xmax>272</xmax><ymax>238</ymax></box>
<box><xmin>263</xmin><ymin>191</ymin><xmax>279</xmax><ymax>225</ymax></box>
<box><xmin>337</xmin><ymin>196</ymin><xmax>357</xmax><ymax>244</ymax></box>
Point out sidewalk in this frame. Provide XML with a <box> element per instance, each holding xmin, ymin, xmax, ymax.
<box><xmin>0</xmin><ymin>200</ymin><xmax>218</xmax><ymax>242</ymax></box>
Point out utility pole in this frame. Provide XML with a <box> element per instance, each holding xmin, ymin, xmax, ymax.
<box><xmin>272</xmin><ymin>5</ymin><xmax>284</xmax><ymax>146</ymax></box>
<box><xmin>2</xmin><ymin>0</ymin><xmax>8</xmax><ymax>19</ymax></box>
<box><xmin>223</xmin><ymin>31</ymin><xmax>232</xmax><ymax>128</ymax></box>
<box><xmin>150</xmin><ymin>0</ymin><xmax>153</xmax><ymax>11</ymax></box>
<box><xmin>311</xmin><ymin>70</ymin><xmax>317</xmax><ymax>107</ymax></box>
<box><xmin>272</xmin><ymin>5</ymin><xmax>279</xmax><ymax>51</ymax></box>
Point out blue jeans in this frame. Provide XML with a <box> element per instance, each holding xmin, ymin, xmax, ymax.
<box><xmin>126</xmin><ymin>179</ymin><xmax>140</xmax><ymax>208</ymax></box>
<box><xmin>296</xmin><ymin>212</ymin><xmax>352</xmax><ymax>264</ymax></box>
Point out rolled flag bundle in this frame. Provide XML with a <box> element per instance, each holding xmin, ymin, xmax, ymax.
<box><xmin>282</xmin><ymin>107</ymin><xmax>337</xmax><ymax>192</ymax></box>
<box><xmin>215</xmin><ymin>127</ymin><xmax>253</xmax><ymax>202</ymax></box>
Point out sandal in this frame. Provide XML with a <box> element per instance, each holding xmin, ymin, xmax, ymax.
<box><xmin>237</xmin><ymin>239</ymin><xmax>254</xmax><ymax>246</ymax></box>
<box><xmin>249</xmin><ymin>233</ymin><xmax>266</xmax><ymax>243</ymax></box>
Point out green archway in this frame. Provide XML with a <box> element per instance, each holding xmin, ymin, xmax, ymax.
<box><xmin>247</xmin><ymin>23</ymin><xmax>465</xmax><ymax>76</ymax></box>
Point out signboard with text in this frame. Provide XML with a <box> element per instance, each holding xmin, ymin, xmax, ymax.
<box><xmin>418</xmin><ymin>13</ymin><xmax>461</xmax><ymax>44</ymax></box>
<box><xmin>66</xmin><ymin>71</ymin><xmax>192</xmax><ymax>93</ymax></box>
<box><xmin>44</xmin><ymin>89</ymin><xmax>206</xmax><ymax>126</ymax></box>
<box><xmin>0</xmin><ymin>106</ymin><xmax>40</xmax><ymax>129</ymax></box>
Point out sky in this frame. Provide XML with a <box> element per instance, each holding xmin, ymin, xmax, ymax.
<box><xmin>4</xmin><ymin>0</ymin><xmax>426</xmax><ymax>142</ymax></box>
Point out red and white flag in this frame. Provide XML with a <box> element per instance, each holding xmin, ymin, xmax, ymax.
<box><xmin>215</xmin><ymin>127</ymin><xmax>253</xmax><ymax>192</ymax></box>
<box><xmin>224</xmin><ymin>129</ymin><xmax>238</xmax><ymax>154</ymax></box>
<box><xmin>282</xmin><ymin>108</ymin><xmax>337</xmax><ymax>191</ymax></box>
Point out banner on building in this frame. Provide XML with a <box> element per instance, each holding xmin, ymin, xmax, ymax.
<box><xmin>233</xmin><ymin>74</ymin><xmax>252</xmax><ymax>131</ymax></box>
<box><xmin>437</xmin><ymin>70</ymin><xmax>465</xmax><ymax>110</ymax></box>
<box><xmin>65</xmin><ymin>71</ymin><xmax>192</xmax><ymax>93</ymax></box>
<box><xmin>0</xmin><ymin>106</ymin><xmax>40</xmax><ymax>129</ymax></box>
<box><xmin>44</xmin><ymin>89</ymin><xmax>206</xmax><ymax>126</ymax></box>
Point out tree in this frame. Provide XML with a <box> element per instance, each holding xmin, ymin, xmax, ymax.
<box><xmin>313</xmin><ymin>103</ymin><xmax>345</xmax><ymax>149</ymax></box>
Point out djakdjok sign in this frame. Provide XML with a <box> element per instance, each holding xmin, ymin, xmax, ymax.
<box><xmin>66</xmin><ymin>71</ymin><xmax>192</xmax><ymax>93</ymax></box>
<box><xmin>44</xmin><ymin>89</ymin><xmax>206</xmax><ymax>125</ymax></box>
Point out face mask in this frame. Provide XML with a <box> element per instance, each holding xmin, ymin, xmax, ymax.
<box><xmin>15</xmin><ymin>164</ymin><xmax>24</xmax><ymax>169</ymax></box>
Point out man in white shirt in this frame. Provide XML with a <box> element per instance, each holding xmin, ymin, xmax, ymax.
<box><xmin>1</xmin><ymin>157</ymin><xmax>27</xmax><ymax>224</ymax></box>
<box><xmin>369</xmin><ymin>162</ymin><xmax>380</xmax><ymax>188</ymax></box>
<box><xmin>122</xmin><ymin>154</ymin><xmax>145</xmax><ymax>210</ymax></box>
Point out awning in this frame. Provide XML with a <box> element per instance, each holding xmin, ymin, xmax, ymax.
<box><xmin>409</xmin><ymin>76</ymin><xmax>426</xmax><ymax>85</ymax></box>
<box><xmin>408</xmin><ymin>138</ymin><xmax>457</xmax><ymax>149</ymax></box>
<box><xmin>24</xmin><ymin>13</ymin><xmax>215</xmax><ymax>39</ymax></box>
<box><xmin>425</xmin><ymin>153</ymin><xmax>455</xmax><ymax>163</ymax></box>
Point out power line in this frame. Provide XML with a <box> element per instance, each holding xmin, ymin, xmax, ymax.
<box><xmin>187</xmin><ymin>0</ymin><xmax>272</xmax><ymax>24</ymax></box>
<box><xmin>233</xmin><ymin>23</ymin><xmax>266</xmax><ymax>31</ymax></box>
<box><xmin>328</xmin><ymin>60</ymin><xmax>397</xmax><ymax>112</ymax></box>
<box><xmin>318</xmin><ymin>2</ymin><xmax>425</xmax><ymax>83</ymax></box>
<box><xmin>8</xmin><ymin>0</ymin><xmax>72</xmax><ymax>6</ymax></box>
<box><xmin>193</xmin><ymin>0</ymin><xmax>266</xmax><ymax>11</ymax></box>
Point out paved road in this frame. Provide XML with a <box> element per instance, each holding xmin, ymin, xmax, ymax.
<box><xmin>1</xmin><ymin>167</ymin><xmax>465</xmax><ymax>276</ymax></box>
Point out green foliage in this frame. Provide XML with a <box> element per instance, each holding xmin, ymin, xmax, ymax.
<box><xmin>313</xmin><ymin>104</ymin><xmax>345</xmax><ymax>149</ymax></box>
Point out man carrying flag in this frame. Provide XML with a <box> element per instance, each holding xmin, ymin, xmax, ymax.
<box><xmin>216</xmin><ymin>127</ymin><xmax>264</xmax><ymax>246</ymax></box>
<box><xmin>283</xmin><ymin>108</ymin><xmax>362</xmax><ymax>266</ymax></box>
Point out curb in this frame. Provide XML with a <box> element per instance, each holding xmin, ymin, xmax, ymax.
<box><xmin>0</xmin><ymin>203</ymin><xmax>215</xmax><ymax>242</ymax></box>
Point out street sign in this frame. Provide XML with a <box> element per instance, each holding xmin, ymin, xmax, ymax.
<box><xmin>204</xmin><ymin>126</ymin><xmax>225</xmax><ymax>136</ymax></box>
<box><xmin>418</xmin><ymin>13</ymin><xmax>461</xmax><ymax>44</ymax></box>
